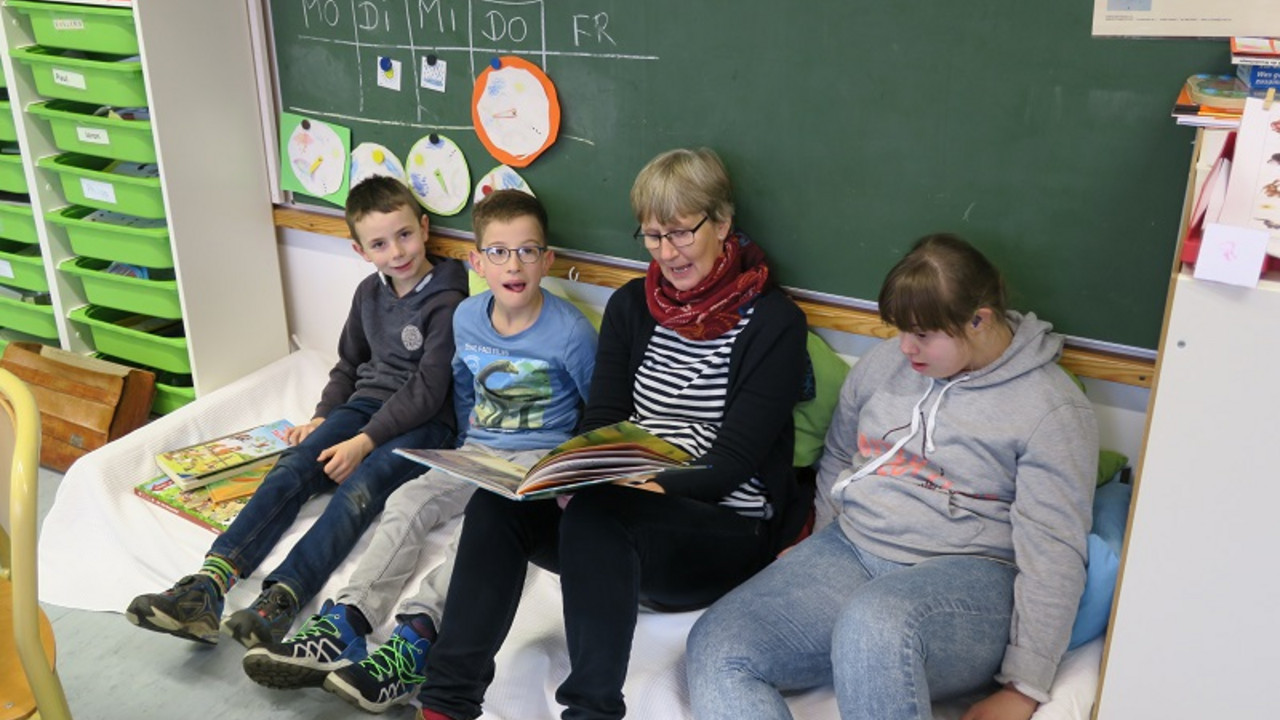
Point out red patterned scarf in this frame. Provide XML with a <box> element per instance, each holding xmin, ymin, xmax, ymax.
<box><xmin>645</xmin><ymin>232</ymin><xmax>770</xmax><ymax>340</ymax></box>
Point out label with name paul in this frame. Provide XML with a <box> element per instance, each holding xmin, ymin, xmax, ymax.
<box><xmin>53</xmin><ymin>68</ymin><xmax>87</xmax><ymax>90</ymax></box>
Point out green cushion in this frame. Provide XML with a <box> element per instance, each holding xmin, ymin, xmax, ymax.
<box><xmin>1058</xmin><ymin>365</ymin><xmax>1129</xmax><ymax>485</ymax></box>
<box><xmin>794</xmin><ymin>332</ymin><xmax>851</xmax><ymax>467</ymax></box>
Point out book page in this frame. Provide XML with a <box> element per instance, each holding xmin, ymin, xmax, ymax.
<box><xmin>395</xmin><ymin>447</ymin><xmax>530</xmax><ymax>500</ymax></box>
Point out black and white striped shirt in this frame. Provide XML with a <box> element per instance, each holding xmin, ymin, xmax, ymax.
<box><xmin>631</xmin><ymin>308</ymin><xmax>773</xmax><ymax>519</ymax></box>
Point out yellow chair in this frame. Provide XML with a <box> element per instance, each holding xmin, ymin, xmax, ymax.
<box><xmin>0</xmin><ymin>368</ymin><xmax>71</xmax><ymax>720</ymax></box>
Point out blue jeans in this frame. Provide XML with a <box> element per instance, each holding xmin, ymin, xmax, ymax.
<box><xmin>686</xmin><ymin>523</ymin><xmax>1017</xmax><ymax>720</ymax></box>
<box><xmin>208</xmin><ymin>397</ymin><xmax>454</xmax><ymax>606</ymax></box>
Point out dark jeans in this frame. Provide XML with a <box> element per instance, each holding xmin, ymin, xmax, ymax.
<box><xmin>420</xmin><ymin>483</ymin><xmax>775</xmax><ymax>720</ymax></box>
<box><xmin>208</xmin><ymin>397</ymin><xmax>454</xmax><ymax>605</ymax></box>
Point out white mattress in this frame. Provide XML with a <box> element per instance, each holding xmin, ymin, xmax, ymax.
<box><xmin>38</xmin><ymin>349</ymin><xmax>1102</xmax><ymax>719</ymax></box>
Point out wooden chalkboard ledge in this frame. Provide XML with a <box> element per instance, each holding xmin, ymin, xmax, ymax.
<box><xmin>274</xmin><ymin>206</ymin><xmax>1154</xmax><ymax>388</ymax></box>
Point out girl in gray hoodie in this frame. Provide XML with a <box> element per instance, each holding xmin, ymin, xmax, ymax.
<box><xmin>687</xmin><ymin>234</ymin><xmax>1098</xmax><ymax>720</ymax></box>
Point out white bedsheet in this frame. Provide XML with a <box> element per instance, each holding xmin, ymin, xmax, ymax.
<box><xmin>38</xmin><ymin>349</ymin><xmax>1101</xmax><ymax>719</ymax></box>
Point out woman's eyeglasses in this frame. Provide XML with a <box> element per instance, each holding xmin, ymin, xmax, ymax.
<box><xmin>632</xmin><ymin>215</ymin><xmax>709</xmax><ymax>249</ymax></box>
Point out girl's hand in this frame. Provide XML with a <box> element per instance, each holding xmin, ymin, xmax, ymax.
<box><xmin>287</xmin><ymin>417</ymin><xmax>324</xmax><ymax>445</ymax></box>
<box><xmin>960</xmin><ymin>685</ymin><xmax>1038</xmax><ymax>720</ymax></box>
<box><xmin>316</xmin><ymin>433</ymin><xmax>374</xmax><ymax>484</ymax></box>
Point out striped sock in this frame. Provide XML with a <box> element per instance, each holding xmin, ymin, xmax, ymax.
<box><xmin>198</xmin><ymin>556</ymin><xmax>238</xmax><ymax>596</ymax></box>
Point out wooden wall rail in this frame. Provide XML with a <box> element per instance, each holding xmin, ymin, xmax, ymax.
<box><xmin>275</xmin><ymin>207</ymin><xmax>1155</xmax><ymax>387</ymax></box>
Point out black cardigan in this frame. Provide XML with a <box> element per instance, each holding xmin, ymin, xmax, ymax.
<box><xmin>582</xmin><ymin>278</ymin><xmax>811</xmax><ymax>553</ymax></box>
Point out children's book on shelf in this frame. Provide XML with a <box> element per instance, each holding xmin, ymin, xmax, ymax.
<box><xmin>1172</xmin><ymin>77</ymin><xmax>1243</xmax><ymax>128</ymax></box>
<box><xmin>395</xmin><ymin>421</ymin><xmax>701</xmax><ymax>501</ymax></box>
<box><xmin>155</xmin><ymin>419</ymin><xmax>294</xmax><ymax>491</ymax></box>
<box><xmin>1230</xmin><ymin>37</ymin><xmax>1280</xmax><ymax>68</ymax></box>
<box><xmin>134</xmin><ymin>457</ymin><xmax>277</xmax><ymax>534</ymax></box>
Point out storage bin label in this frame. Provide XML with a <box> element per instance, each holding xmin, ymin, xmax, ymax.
<box><xmin>0</xmin><ymin>259</ymin><xmax>12</xmax><ymax>279</ymax></box>
<box><xmin>53</xmin><ymin>68</ymin><xmax>87</xmax><ymax>90</ymax></box>
<box><xmin>81</xmin><ymin>178</ymin><xmax>117</xmax><ymax>205</ymax></box>
<box><xmin>53</xmin><ymin>19</ymin><xmax>86</xmax><ymax>30</ymax></box>
<box><xmin>76</xmin><ymin>126</ymin><xmax>111</xmax><ymax>145</ymax></box>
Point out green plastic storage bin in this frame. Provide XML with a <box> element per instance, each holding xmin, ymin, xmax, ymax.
<box><xmin>0</xmin><ymin>293</ymin><xmax>57</xmax><ymax>339</ymax></box>
<box><xmin>0</xmin><ymin>202</ymin><xmax>39</xmax><ymax>245</ymax></box>
<box><xmin>10</xmin><ymin>46</ymin><xmax>146</xmax><ymax>107</ymax></box>
<box><xmin>95</xmin><ymin>351</ymin><xmax>195</xmax><ymax>415</ymax></box>
<box><xmin>38</xmin><ymin>153</ymin><xmax>165</xmax><ymax>219</ymax></box>
<box><xmin>68</xmin><ymin>304</ymin><xmax>189</xmax><ymax>373</ymax></box>
<box><xmin>9</xmin><ymin>1</ymin><xmax>137</xmax><ymax>55</ymax></box>
<box><xmin>58</xmin><ymin>256</ymin><xmax>179</xmax><ymax>318</ymax></box>
<box><xmin>0</xmin><ymin>151</ymin><xmax>27</xmax><ymax>194</ymax></box>
<box><xmin>152</xmin><ymin>379</ymin><xmax>196</xmax><ymax>414</ymax></box>
<box><xmin>0</xmin><ymin>240</ymin><xmax>47</xmax><ymax>292</ymax></box>
<box><xmin>45</xmin><ymin>205</ymin><xmax>171</xmax><ymax>267</ymax></box>
<box><xmin>28</xmin><ymin>100</ymin><xmax>155</xmax><ymax>163</ymax></box>
<box><xmin>0</xmin><ymin>100</ymin><xmax>16</xmax><ymax>143</ymax></box>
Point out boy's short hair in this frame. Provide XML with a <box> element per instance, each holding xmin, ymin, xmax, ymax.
<box><xmin>630</xmin><ymin>147</ymin><xmax>734</xmax><ymax>226</ymax></box>
<box><xmin>878</xmin><ymin>233</ymin><xmax>1008</xmax><ymax>337</ymax></box>
<box><xmin>344</xmin><ymin>176</ymin><xmax>424</xmax><ymax>244</ymax></box>
<box><xmin>471</xmin><ymin>189</ymin><xmax>548</xmax><ymax>248</ymax></box>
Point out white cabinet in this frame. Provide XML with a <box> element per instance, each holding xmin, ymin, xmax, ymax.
<box><xmin>1096</xmin><ymin>131</ymin><xmax>1280</xmax><ymax>718</ymax></box>
<box><xmin>0</xmin><ymin>0</ymin><xmax>288</xmax><ymax>407</ymax></box>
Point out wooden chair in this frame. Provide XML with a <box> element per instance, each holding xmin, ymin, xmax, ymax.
<box><xmin>0</xmin><ymin>368</ymin><xmax>71</xmax><ymax>720</ymax></box>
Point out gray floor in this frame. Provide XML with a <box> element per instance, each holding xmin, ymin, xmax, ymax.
<box><xmin>35</xmin><ymin>467</ymin><xmax>416</xmax><ymax>720</ymax></box>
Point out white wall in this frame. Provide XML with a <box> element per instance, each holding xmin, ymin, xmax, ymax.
<box><xmin>277</xmin><ymin>227</ymin><xmax>1151</xmax><ymax>465</ymax></box>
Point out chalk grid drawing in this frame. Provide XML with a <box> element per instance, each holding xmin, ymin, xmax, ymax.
<box><xmin>285</xmin><ymin>0</ymin><xmax>658</xmax><ymax>142</ymax></box>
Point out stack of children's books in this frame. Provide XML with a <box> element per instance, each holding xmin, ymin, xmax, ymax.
<box><xmin>1173</xmin><ymin>38</ymin><xmax>1280</xmax><ymax>129</ymax></box>
<box><xmin>133</xmin><ymin>420</ymin><xmax>293</xmax><ymax>533</ymax></box>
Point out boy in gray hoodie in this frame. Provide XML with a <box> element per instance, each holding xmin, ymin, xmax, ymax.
<box><xmin>127</xmin><ymin>176</ymin><xmax>468</xmax><ymax>653</ymax></box>
<box><xmin>687</xmin><ymin>234</ymin><xmax>1098</xmax><ymax>720</ymax></box>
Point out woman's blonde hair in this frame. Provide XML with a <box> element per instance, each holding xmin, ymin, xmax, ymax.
<box><xmin>630</xmin><ymin>147</ymin><xmax>734</xmax><ymax>225</ymax></box>
<box><xmin>878</xmin><ymin>233</ymin><xmax>1008</xmax><ymax>337</ymax></box>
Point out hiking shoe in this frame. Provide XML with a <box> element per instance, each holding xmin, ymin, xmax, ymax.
<box><xmin>222</xmin><ymin>583</ymin><xmax>300</xmax><ymax>649</ymax></box>
<box><xmin>242</xmin><ymin>600</ymin><xmax>369</xmax><ymax>689</ymax></box>
<box><xmin>323</xmin><ymin>623</ymin><xmax>429</xmax><ymax>713</ymax></box>
<box><xmin>125</xmin><ymin>574</ymin><xmax>224</xmax><ymax>645</ymax></box>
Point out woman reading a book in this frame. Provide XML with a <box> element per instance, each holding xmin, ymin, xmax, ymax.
<box><xmin>417</xmin><ymin>147</ymin><xmax>812</xmax><ymax>720</ymax></box>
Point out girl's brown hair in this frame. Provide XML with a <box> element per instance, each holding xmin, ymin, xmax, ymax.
<box><xmin>878</xmin><ymin>233</ymin><xmax>1008</xmax><ymax>337</ymax></box>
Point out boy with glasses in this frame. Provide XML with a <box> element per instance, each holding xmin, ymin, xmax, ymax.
<box><xmin>242</xmin><ymin>189</ymin><xmax>598</xmax><ymax>714</ymax></box>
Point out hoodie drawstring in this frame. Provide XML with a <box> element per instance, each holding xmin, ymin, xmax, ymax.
<box><xmin>830</xmin><ymin>374</ymin><xmax>970</xmax><ymax>498</ymax></box>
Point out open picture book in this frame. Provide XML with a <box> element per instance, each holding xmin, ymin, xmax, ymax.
<box><xmin>395</xmin><ymin>421</ymin><xmax>700</xmax><ymax>500</ymax></box>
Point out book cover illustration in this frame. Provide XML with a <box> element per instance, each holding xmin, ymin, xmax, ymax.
<box><xmin>133</xmin><ymin>457</ymin><xmax>277</xmax><ymax>534</ymax></box>
<box><xmin>155</xmin><ymin>419</ymin><xmax>293</xmax><ymax>491</ymax></box>
<box><xmin>395</xmin><ymin>421</ymin><xmax>699</xmax><ymax>501</ymax></box>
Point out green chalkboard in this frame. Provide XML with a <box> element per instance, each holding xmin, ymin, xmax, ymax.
<box><xmin>268</xmin><ymin>0</ymin><xmax>1225</xmax><ymax>350</ymax></box>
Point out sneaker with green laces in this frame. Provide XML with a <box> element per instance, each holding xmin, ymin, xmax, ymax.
<box><xmin>221</xmin><ymin>582</ymin><xmax>300</xmax><ymax>649</ymax></box>
<box><xmin>242</xmin><ymin>600</ymin><xmax>368</xmax><ymax>689</ymax></box>
<box><xmin>322</xmin><ymin>623</ymin><xmax>429</xmax><ymax>713</ymax></box>
<box><xmin>125</xmin><ymin>574</ymin><xmax>224</xmax><ymax>645</ymax></box>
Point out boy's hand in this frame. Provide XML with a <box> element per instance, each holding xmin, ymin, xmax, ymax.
<box><xmin>287</xmin><ymin>418</ymin><xmax>325</xmax><ymax>445</ymax></box>
<box><xmin>960</xmin><ymin>685</ymin><xmax>1038</xmax><ymax>720</ymax></box>
<box><xmin>317</xmin><ymin>433</ymin><xmax>374</xmax><ymax>484</ymax></box>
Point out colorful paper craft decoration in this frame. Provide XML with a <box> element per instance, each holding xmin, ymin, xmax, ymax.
<box><xmin>279</xmin><ymin>111</ymin><xmax>350</xmax><ymax>203</ymax></box>
<box><xmin>350</xmin><ymin>142</ymin><xmax>408</xmax><ymax>187</ymax></box>
<box><xmin>474</xmin><ymin>164</ymin><xmax>535</xmax><ymax>203</ymax></box>
<box><xmin>472</xmin><ymin>56</ymin><xmax>560</xmax><ymax>168</ymax></box>
<box><xmin>406</xmin><ymin>134</ymin><xmax>470</xmax><ymax>216</ymax></box>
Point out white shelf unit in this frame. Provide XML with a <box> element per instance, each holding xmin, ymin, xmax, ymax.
<box><xmin>1095</xmin><ymin>129</ymin><xmax>1280</xmax><ymax>717</ymax></box>
<box><xmin>0</xmin><ymin>0</ymin><xmax>289</xmax><ymax>399</ymax></box>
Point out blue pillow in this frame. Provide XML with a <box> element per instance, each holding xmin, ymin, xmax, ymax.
<box><xmin>1067</xmin><ymin>481</ymin><xmax>1133</xmax><ymax>649</ymax></box>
